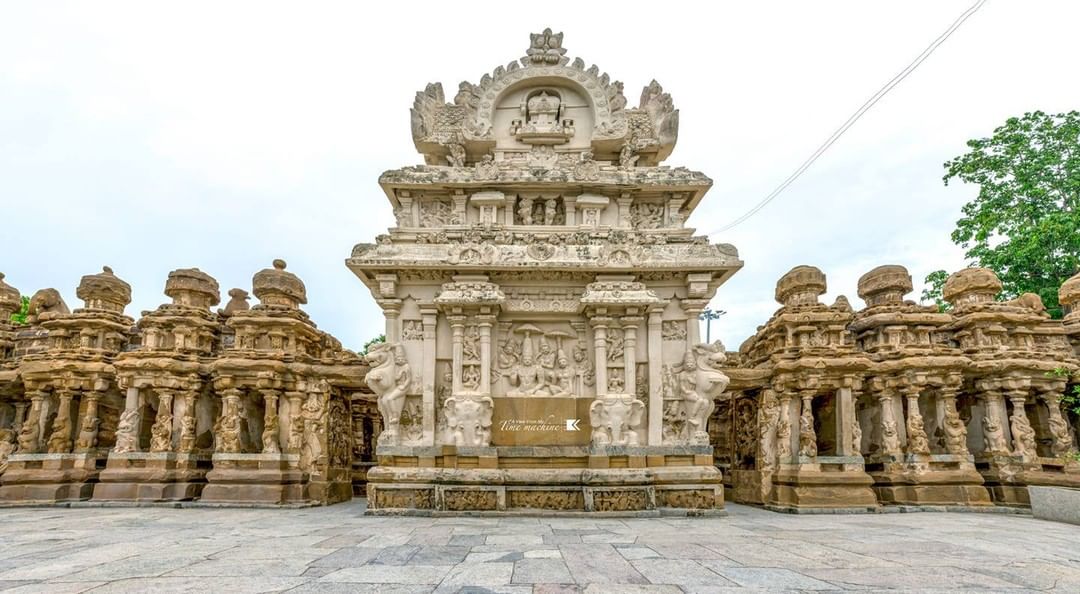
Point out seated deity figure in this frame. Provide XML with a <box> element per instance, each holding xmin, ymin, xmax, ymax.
<box><xmin>508</xmin><ymin>353</ymin><xmax>545</xmax><ymax>396</ymax></box>
<box><xmin>547</xmin><ymin>350</ymin><xmax>576</xmax><ymax>397</ymax></box>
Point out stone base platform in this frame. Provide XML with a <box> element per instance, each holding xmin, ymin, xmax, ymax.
<box><xmin>366</xmin><ymin>445</ymin><xmax>723</xmax><ymax>516</ymax></box>
<box><xmin>868</xmin><ymin>455</ymin><xmax>992</xmax><ymax>507</ymax></box>
<box><xmin>769</xmin><ymin>459</ymin><xmax>879</xmax><ymax>512</ymax></box>
<box><xmin>0</xmin><ymin>453</ymin><xmax>106</xmax><ymax>504</ymax></box>
<box><xmin>93</xmin><ymin>452</ymin><xmax>211</xmax><ymax>503</ymax></box>
<box><xmin>200</xmin><ymin>453</ymin><xmax>307</xmax><ymax>505</ymax></box>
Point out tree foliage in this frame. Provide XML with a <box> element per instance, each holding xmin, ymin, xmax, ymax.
<box><xmin>361</xmin><ymin>334</ymin><xmax>386</xmax><ymax>356</ymax></box>
<box><xmin>923</xmin><ymin>111</ymin><xmax>1080</xmax><ymax>317</ymax></box>
<box><xmin>9</xmin><ymin>295</ymin><xmax>29</xmax><ymax>325</ymax></box>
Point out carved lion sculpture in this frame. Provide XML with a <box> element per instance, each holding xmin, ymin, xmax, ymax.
<box><xmin>27</xmin><ymin>288</ymin><xmax>70</xmax><ymax>323</ymax></box>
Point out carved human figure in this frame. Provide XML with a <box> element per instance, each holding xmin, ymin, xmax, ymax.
<box><xmin>619</xmin><ymin>141</ymin><xmax>639</xmax><ymax>168</ymax></box>
<box><xmin>508</xmin><ymin>353</ymin><xmax>545</xmax><ymax>397</ymax></box>
<box><xmin>445</xmin><ymin>143</ymin><xmax>466</xmax><ymax>167</ymax></box>
<box><xmin>262</xmin><ymin>414</ymin><xmax>280</xmax><ymax>454</ymax></box>
<box><xmin>548</xmin><ymin>351</ymin><xmax>575</xmax><ymax>397</ymax></box>
<box><xmin>572</xmin><ymin>344</ymin><xmax>595</xmax><ymax>390</ymax></box>
<box><xmin>178</xmin><ymin>416</ymin><xmax>197</xmax><ymax>453</ymax></box>
<box><xmin>517</xmin><ymin>197</ymin><xmax>534</xmax><ymax>225</ymax></box>
<box><xmin>300</xmin><ymin>392</ymin><xmax>326</xmax><ymax>471</ymax></box>
<box><xmin>798</xmin><ymin>408</ymin><xmax>817</xmax><ymax>458</ymax></box>
<box><xmin>462</xmin><ymin>365</ymin><xmax>481</xmax><ymax>391</ymax></box>
<box><xmin>758</xmin><ymin>391</ymin><xmax>780</xmax><ymax>472</ymax></box>
<box><xmin>498</xmin><ymin>338</ymin><xmax>521</xmax><ymax>370</ymax></box>
<box><xmin>365</xmin><ymin>343</ymin><xmax>412</xmax><ymax>445</ymax></box>
<box><xmin>113</xmin><ymin>407</ymin><xmax>141</xmax><ymax>454</ymax></box>
<box><xmin>462</xmin><ymin>326</ymin><xmax>480</xmax><ymax>362</ymax></box>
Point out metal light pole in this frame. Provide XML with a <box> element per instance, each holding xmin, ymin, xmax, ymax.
<box><xmin>699</xmin><ymin>307</ymin><xmax>725</xmax><ymax>343</ymax></box>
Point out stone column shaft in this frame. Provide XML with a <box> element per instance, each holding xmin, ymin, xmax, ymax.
<box><xmin>592</xmin><ymin>319</ymin><xmax>608</xmax><ymax>397</ymax></box>
<box><xmin>623</xmin><ymin>318</ymin><xmax>639</xmax><ymax>395</ymax></box>
<box><xmin>647</xmin><ymin>308</ymin><xmax>663</xmax><ymax>445</ymax></box>
<box><xmin>420</xmin><ymin>307</ymin><xmax>438</xmax><ymax>446</ymax></box>
<box><xmin>449</xmin><ymin>316</ymin><xmax>465</xmax><ymax>394</ymax></box>
<box><xmin>478</xmin><ymin>316</ymin><xmax>493</xmax><ymax>394</ymax></box>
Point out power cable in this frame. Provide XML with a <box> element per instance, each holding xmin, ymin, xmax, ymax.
<box><xmin>706</xmin><ymin>0</ymin><xmax>987</xmax><ymax>235</ymax></box>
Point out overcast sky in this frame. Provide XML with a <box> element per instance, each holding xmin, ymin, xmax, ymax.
<box><xmin>2</xmin><ymin>1</ymin><xmax>1078</xmax><ymax>351</ymax></box>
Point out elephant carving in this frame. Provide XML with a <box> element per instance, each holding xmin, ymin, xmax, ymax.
<box><xmin>443</xmin><ymin>394</ymin><xmax>494</xmax><ymax>447</ymax></box>
<box><xmin>589</xmin><ymin>394</ymin><xmax>645</xmax><ymax>446</ymax></box>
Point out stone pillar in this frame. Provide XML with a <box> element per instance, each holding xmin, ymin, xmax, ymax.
<box><xmin>420</xmin><ymin>305</ymin><xmax>438</xmax><ymax>446</ymax></box>
<box><xmin>903</xmin><ymin>389</ymin><xmax>930</xmax><ymax>456</ymax></box>
<box><xmin>797</xmin><ymin>391</ymin><xmax>817</xmax><ymax>458</ymax></box>
<box><xmin>877</xmin><ymin>390</ymin><xmax>902</xmax><ymax>457</ymax></box>
<box><xmin>261</xmin><ymin>389</ymin><xmax>281</xmax><ymax>454</ymax></box>
<box><xmin>835</xmin><ymin>386</ymin><xmax>855</xmax><ymax>457</ymax></box>
<box><xmin>149</xmin><ymin>390</ymin><xmax>175</xmax><ymax>453</ymax></box>
<box><xmin>178</xmin><ymin>390</ymin><xmax>198</xmax><ymax>453</ymax></box>
<box><xmin>19</xmin><ymin>391</ymin><xmax>46</xmax><ymax>454</ymax></box>
<box><xmin>776</xmin><ymin>392</ymin><xmax>794</xmax><ymax>463</ymax></box>
<box><xmin>616</xmin><ymin>193</ymin><xmax>633</xmax><ymax>229</ymax></box>
<box><xmin>591</xmin><ymin>316</ymin><xmax>609</xmax><ymax>397</ymax></box>
<box><xmin>563</xmin><ymin>194</ymin><xmax>577</xmax><ymax>226</ymax></box>
<box><xmin>647</xmin><ymin>307</ymin><xmax>663</xmax><ymax>445</ymax></box>
<box><xmin>1006</xmin><ymin>389</ymin><xmax>1037</xmax><ymax>460</ymax></box>
<box><xmin>46</xmin><ymin>390</ymin><xmax>75</xmax><ymax>454</ymax></box>
<box><xmin>286</xmin><ymin>391</ymin><xmax>304</xmax><ymax>453</ymax></box>
<box><xmin>622</xmin><ymin>315</ymin><xmax>640</xmax><ymax>395</ymax></box>
<box><xmin>478</xmin><ymin>314</ymin><xmax>494</xmax><ymax>394</ymax></box>
<box><xmin>1042</xmin><ymin>389</ymin><xmax>1077</xmax><ymax>457</ymax></box>
<box><xmin>217</xmin><ymin>388</ymin><xmax>242</xmax><ymax>454</ymax></box>
<box><xmin>981</xmin><ymin>389</ymin><xmax>1011</xmax><ymax>455</ymax></box>
<box><xmin>682</xmin><ymin>299</ymin><xmax>707</xmax><ymax>346</ymax></box>
<box><xmin>383</xmin><ymin>301</ymin><xmax>402</xmax><ymax>344</ymax></box>
<box><xmin>12</xmin><ymin>401</ymin><xmax>28</xmax><ymax>433</ymax></box>
<box><xmin>938</xmin><ymin>388</ymin><xmax>970</xmax><ymax>456</ymax></box>
<box><xmin>74</xmin><ymin>391</ymin><xmax>102</xmax><ymax>452</ymax></box>
<box><xmin>449</xmin><ymin>314</ymin><xmax>466</xmax><ymax>394</ymax></box>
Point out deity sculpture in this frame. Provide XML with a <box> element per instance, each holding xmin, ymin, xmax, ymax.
<box><xmin>262</xmin><ymin>414</ymin><xmax>280</xmax><ymax>454</ymax></box>
<box><xmin>364</xmin><ymin>342</ymin><xmax>412</xmax><ymax>445</ymax></box>
<box><xmin>462</xmin><ymin>326</ymin><xmax>480</xmax><ymax>362</ymax></box>
<box><xmin>851</xmin><ymin>416</ymin><xmax>863</xmax><ymax>455</ymax></box>
<box><xmin>113</xmin><ymin>408</ymin><xmax>140</xmax><ymax>454</ymax></box>
<box><xmin>178</xmin><ymin>416</ymin><xmax>197</xmax><ymax>453</ymax></box>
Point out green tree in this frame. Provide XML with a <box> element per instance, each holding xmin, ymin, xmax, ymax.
<box><xmin>361</xmin><ymin>334</ymin><xmax>385</xmax><ymax>356</ymax></box>
<box><xmin>922</xmin><ymin>111</ymin><xmax>1080</xmax><ymax>317</ymax></box>
<box><xmin>9</xmin><ymin>295</ymin><xmax>29</xmax><ymax>325</ymax></box>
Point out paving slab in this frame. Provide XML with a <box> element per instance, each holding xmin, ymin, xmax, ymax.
<box><xmin>0</xmin><ymin>501</ymin><xmax>1070</xmax><ymax>592</ymax></box>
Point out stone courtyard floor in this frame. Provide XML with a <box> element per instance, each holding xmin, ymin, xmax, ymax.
<box><xmin>0</xmin><ymin>501</ymin><xmax>1078</xmax><ymax>593</ymax></box>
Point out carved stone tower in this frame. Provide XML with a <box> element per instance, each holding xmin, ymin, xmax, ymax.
<box><xmin>348</xmin><ymin>29</ymin><xmax>742</xmax><ymax>514</ymax></box>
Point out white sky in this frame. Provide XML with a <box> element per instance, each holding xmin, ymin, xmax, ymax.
<box><xmin>2</xmin><ymin>1</ymin><xmax>1078</xmax><ymax>351</ymax></box>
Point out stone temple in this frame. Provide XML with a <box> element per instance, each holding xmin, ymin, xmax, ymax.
<box><xmin>0</xmin><ymin>30</ymin><xmax>1078</xmax><ymax>515</ymax></box>
<box><xmin>347</xmin><ymin>28</ymin><xmax>740</xmax><ymax>514</ymax></box>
